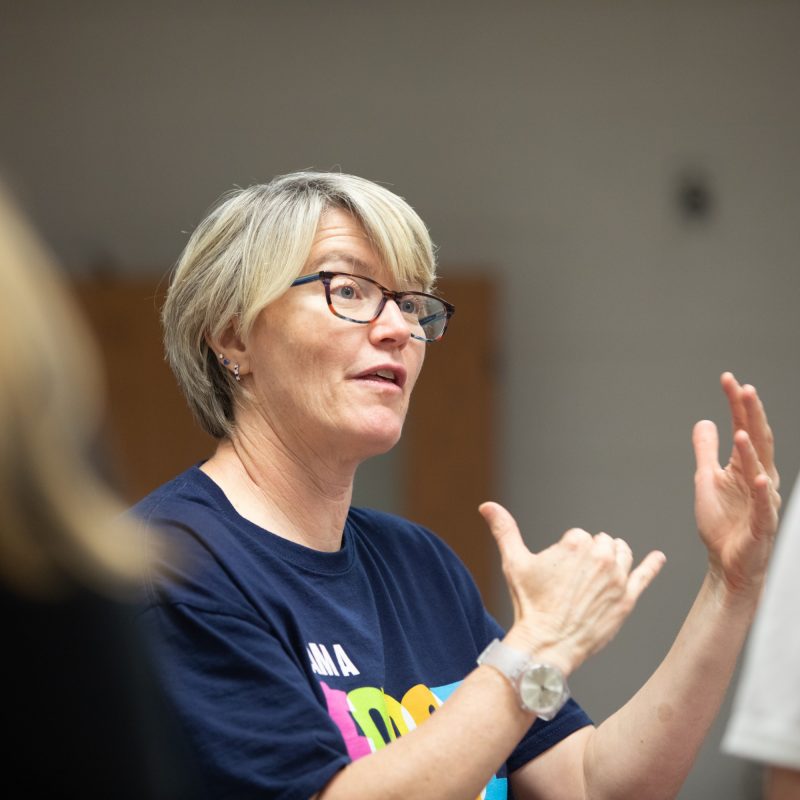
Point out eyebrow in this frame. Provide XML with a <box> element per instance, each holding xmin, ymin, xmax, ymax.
<box><xmin>307</xmin><ymin>251</ymin><xmax>423</xmax><ymax>293</ymax></box>
<box><xmin>308</xmin><ymin>251</ymin><xmax>376</xmax><ymax>274</ymax></box>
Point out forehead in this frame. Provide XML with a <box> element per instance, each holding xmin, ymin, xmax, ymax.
<box><xmin>309</xmin><ymin>209</ymin><xmax>373</xmax><ymax>257</ymax></box>
<box><xmin>304</xmin><ymin>207</ymin><xmax>427</xmax><ymax>292</ymax></box>
<box><xmin>306</xmin><ymin>208</ymin><xmax>387</xmax><ymax>279</ymax></box>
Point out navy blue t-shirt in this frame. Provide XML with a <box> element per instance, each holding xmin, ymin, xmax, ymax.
<box><xmin>133</xmin><ymin>467</ymin><xmax>591</xmax><ymax>799</ymax></box>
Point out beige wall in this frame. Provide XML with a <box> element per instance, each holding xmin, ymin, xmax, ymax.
<box><xmin>4</xmin><ymin>3</ymin><xmax>799</xmax><ymax>797</ymax></box>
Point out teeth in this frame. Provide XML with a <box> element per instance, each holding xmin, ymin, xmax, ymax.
<box><xmin>375</xmin><ymin>369</ymin><xmax>396</xmax><ymax>381</ymax></box>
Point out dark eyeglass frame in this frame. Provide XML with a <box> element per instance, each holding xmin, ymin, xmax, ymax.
<box><xmin>290</xmin><ymin>270</ymin><xmax>455</xmax><ymax>343</ymax></box>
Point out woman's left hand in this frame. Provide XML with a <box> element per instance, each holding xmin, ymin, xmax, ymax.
<box><xmin>693</xmin><ymin>372</ymin><xmax>781</xmax><ymax>598</ymax></box>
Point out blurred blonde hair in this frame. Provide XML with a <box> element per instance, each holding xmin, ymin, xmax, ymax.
<box><xmin>163</xmin><ymin>171</ymin><xmax>437</xmax><ymax>438</ymax></box>
<box><xmin>0</xmin><ymin>183</ymin><xmax>144</xmax><ymax>598</ymax></box>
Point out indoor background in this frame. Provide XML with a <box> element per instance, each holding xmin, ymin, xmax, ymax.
<box><xmin>3</xmin><ymin>2</ymin><xmax>799</xmax><ymax>798</ymax></box>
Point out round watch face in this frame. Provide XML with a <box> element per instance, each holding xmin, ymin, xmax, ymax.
<box><xmin>519</xmin><ymin>664</ymin><xmax>565</xmax><ymax>714</ymax></box>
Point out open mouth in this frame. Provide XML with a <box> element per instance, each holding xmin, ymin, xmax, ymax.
<box><xmin>363</xmin><ymin>370</ymin><xmax>397</xmax><ymax>384</ymax></box>
<box><xmin>356</xmin><ymin>367</ymin><xmax>405</xmax><ymax>388</ymax></box>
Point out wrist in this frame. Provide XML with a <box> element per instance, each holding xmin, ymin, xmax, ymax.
<box><xmin>702</xmin><ymin>568</ymin><xmax>762</xmax><ymax>618</ymax></box>
<box><xmin>502</xmin><ymin>626</ymin><xmax>575</xmax><ymax>676</ymax></box>
<box><xmin>478</xmin><ymin>638</ymin><xmax>571</xmax><ymax>721</ymax></box>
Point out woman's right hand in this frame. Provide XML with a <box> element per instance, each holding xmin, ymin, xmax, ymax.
<box><xmin>479</xmin><ymin>502</ymin><xmax>666</xmax><ymax>675</ymax></box>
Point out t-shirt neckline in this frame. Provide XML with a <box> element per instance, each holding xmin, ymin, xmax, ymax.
<box><xmin>188</xmin><ymin>465</ymin><xmax>356</xmax><ymax>575</ymax></box>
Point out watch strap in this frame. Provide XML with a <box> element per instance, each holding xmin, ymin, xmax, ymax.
<box><xmin>477</xmin><ymin>638</ymin><xmax>569</xmax><ymax>720</ymax></box>
<box><xmin>477</xmin><ymin>638</ymin><xmax>529</xmax><ymax>681</ymax></box>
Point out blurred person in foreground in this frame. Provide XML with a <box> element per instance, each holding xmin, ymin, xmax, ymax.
<box><xmin>0</xmin><ymin>183</ymin><xmax>199</xmax><ymax>797</ymax></box>
<box><xmin>134</xmin><ymin>170</ymin><xmax>782</xmax><ymax>800</ymax></box>
<box><xmin>723</xmin><ymin>471</ymin><xmax>800</xmax><ymax>800</ymax></box>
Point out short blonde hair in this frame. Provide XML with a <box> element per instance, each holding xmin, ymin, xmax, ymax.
<box><xmin>0</xmin><ymin>184</ymin><xmax>143</xmax><ymax>598</ymax></box>
<box><xmin>163</xmin><ymin>171</ymin><xmax>437</xmax><ymax>438</ymax></box>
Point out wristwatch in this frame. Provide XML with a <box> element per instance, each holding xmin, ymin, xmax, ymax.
<box><xmin>477</xmin><ymin>638</ymin><xmax>569</xmax><ymax>721</ymax></box>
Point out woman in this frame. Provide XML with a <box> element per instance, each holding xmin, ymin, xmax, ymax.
<box><xmin>136</xmin><ymin>171</ymin><xmax>780</xmax><ymax>799</ymax></box>
<box><xmin>0</xmin><ymin>182</ymin><xmax>199</xmax><ymax>797</ymax></box>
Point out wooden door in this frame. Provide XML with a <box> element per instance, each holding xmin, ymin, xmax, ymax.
<box><xmin>404</xmin><ymin>276</ymin><xmax>498</xmax><ymax>606</ymax></box>
<box><xmin>73</xmin><ymin>280</ymin><xmax>215</xmax><ymax>501</ymax></box>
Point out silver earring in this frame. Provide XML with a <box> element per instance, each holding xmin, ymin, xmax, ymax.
<box><xmin>218</xmin><ymin>352</ymin><xmax>231</xmax><ymax>366</ymax></box>
<box><xmin>233</xmin><ymin>363</ymin><xmax>241</xmax><ymax>382</ymax></box>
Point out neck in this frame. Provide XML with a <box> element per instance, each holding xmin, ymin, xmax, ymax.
<box><xmin>201</xmin><ymin>416</ymin><xmax>357</xmax><ymax>552</ymax></box>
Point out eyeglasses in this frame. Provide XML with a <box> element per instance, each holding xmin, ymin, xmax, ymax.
<box><xmin>290</xmin><ymin>271</ymin><xmax>455</xmax><ymax>343</ymax></box>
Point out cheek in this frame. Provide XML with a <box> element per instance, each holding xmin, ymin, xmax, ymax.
<box><xmin>406</xmin><ymin>346</ymin><xmax>426</xmax><ymax>396</ymax></box>
<box><xmin>297</xmin><ymin>342</ymin><xmax>347</xmax><ymax>407</ymax></box>
<box><xmin>251</xmin><ymin>336</ymin><xmax>331</xmax><ymax>411</ymax></box>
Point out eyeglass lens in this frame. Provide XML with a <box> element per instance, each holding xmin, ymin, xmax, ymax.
<box><xmin>326</xmin><ymin>273</ymin><xmax>449</xmax><ymax>341</ymax></box>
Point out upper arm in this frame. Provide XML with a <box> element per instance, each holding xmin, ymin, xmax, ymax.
<box><xmin>510</xmin><ymin>725</ymin><xmax>594</xmax><ymax>800</ymax></box>
<box><xmin>141</xmin><ymin>603</ymin><xmax>349</xmax><ymax>798</ymax></box>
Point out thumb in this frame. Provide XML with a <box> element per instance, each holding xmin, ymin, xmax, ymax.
<box><xmin>479</xmin><ymin>501</ymin><xmax>529</xmax><ymax>564</ymax></box>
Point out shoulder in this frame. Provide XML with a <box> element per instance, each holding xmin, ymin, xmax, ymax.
<box><xmin>129</xmin><ymin>467</ymin><xmax>244</xmax><ymax>565</ymax></box>
<box><xmin>129</xmin><ymin>467</ymin><xmax>259</xmax><ymax>616</ymax></box>
<box><xmin>131</xmin><ymin>466</ymin><xmax>222</xmax><ymax>526</ymax></box>
<box><xmin>348</xmin><ymin>506</ymin><xmax>462</xmax><ymax>561</ymax></box>
<box><xmin>347</xmin><ymin>506</ymin><xmax>482</xmax><ymax>599</ymax></box>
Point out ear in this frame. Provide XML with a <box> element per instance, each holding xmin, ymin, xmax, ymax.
<box><xmin>205</xmin><ymin>317</ymin><xmax>251</xmax><ymax>378</ymax></box>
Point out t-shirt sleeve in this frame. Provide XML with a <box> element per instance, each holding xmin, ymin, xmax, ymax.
<box><xmin>140</xmin><ymin>601</ymin><xmax>350</xmax><ymax>800</ymax></box>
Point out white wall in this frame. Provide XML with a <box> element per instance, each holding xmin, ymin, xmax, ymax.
<box><xmin>4</xmin><ymin>3</ymin><xmax>800</xmax><ymax>797</ymax></box>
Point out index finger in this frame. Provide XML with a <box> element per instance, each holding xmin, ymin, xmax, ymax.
<box><xmin>692</xmin><ymin>419</ymin><xmax>721</xmax><ymax>475</ymax></box>
<box><xmin>721</xmin><ymin>371</ymin><xmax>748</xmax><ymax>437</ymax></box>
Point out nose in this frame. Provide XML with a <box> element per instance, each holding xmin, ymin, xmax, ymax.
<box><xmin>369</xmin><ymin>298</ymin><xmax>411</xmax><ymax>347</ymax></box>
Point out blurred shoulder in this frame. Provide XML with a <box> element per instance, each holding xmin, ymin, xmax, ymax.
<box><xmin>130</xmin><ymin>466</ymin><xmax>227</xmax><ymax>528</ymax></box>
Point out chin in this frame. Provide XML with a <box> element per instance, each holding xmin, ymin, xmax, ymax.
<box><xmin>350</xmin><ymin>414</ymin><xmax>405</xmax><ymax>460</ymax></box>
<box><xmin>362</xmin><ymin>427</ymin><xmax>403</xmax><ymax>458</ymax></box>
<box><xmin>368</xmin><ymin>433</ymin><xmax>402</xmax><ymax>458</ymax></box>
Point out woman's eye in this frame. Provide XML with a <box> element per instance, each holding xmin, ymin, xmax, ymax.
<box><xmin>331</xmin><ymin>282</ymin><xmax>360</xmax><ymax>301</ymax></box>
<box><xmin>399</xmin><ymin>298</ymin><xmax>420</xmax><ymax>315</ymax></box>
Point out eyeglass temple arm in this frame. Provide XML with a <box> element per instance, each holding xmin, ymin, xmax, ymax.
<box><xmin>418</xmin><ymin>312</ymin><xmax>444</xmax><ymax>326</ymax></box>
<box><xmin>290</xmin><ymin>273</ymin><xmax>323</xmax><ymax>287</ymax></box>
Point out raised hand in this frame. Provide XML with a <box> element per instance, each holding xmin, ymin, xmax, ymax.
<box><xmin>693</xmin><ymin>372</ymin><xmax>781</xmax><ymax>597</ymax></box>
<box><xmin>480</xmin><ymin>502</ymin><xmax>665</xmax><ymax>675</ymax></box>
